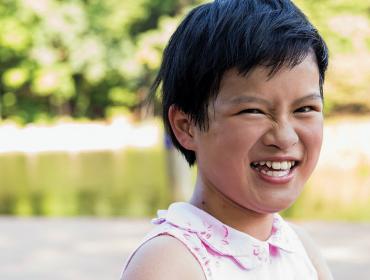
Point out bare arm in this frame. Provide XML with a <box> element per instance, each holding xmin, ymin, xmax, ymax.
<box><xmin>290</xmin><ymin>223</ymin><xmax>334</xmax><ymax>280</ymax></box>
<box><xmin>121</xmin><ymin>235</ymin><xmax>206</xmax><ymax>280</ymax></box>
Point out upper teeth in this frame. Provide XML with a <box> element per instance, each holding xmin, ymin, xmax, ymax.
<box><xmin>254</xmin><ymin>161</ymin><xmax>295</xmax><ymax>170</ymax></box>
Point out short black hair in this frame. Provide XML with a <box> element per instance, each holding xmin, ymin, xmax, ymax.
<box><xmin>151</xmin><ymin>0</ymin><xmax>329</xmax><ymax>166</ymax></box>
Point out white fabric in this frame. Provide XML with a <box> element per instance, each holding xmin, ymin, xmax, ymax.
<box><xmin>121</xmin><ymin>202</ymin><xmax>318</xmax><ymax>280</ymax></box>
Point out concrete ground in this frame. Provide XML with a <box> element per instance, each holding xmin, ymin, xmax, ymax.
<box><xmin>0</xmin><ymin>218</ymin><xmax>369</xmax><ymax>280</ymax></box>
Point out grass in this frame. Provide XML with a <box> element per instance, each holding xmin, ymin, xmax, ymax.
<box><xmin>0</xmin><ymin>116</ymin><xmax>370</xmax><ymax>220</ymax></box>
<box><xmin>0</xmin><ymin>148</ymin><xmax>171</xmax><ymax>217</ymax></box>
<box><xmin>1</xmin><ymin>148</ymin><xmax>369</xmax><ymax>220</ymax></box>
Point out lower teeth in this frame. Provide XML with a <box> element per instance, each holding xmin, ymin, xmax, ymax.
<box><xmin>260</xmin><ymin>169</ymin><xmax>290</xmax><ymax>177</ymax></box>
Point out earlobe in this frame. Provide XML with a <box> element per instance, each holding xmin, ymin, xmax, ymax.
<box><xmin>168</xmin><ymin>105</ymin><xmax>196</xmax><ymax>151</ymax></box>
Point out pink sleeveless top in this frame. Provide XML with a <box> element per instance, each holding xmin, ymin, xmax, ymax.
<box><xmin>121</xmin><ymin>202</ymin><xmax>318</xmax><ymax>280</ymax></box>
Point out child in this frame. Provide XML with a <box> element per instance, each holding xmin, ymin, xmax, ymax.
<box><xmin>121</xmin><ymin>0</ymin><xmax>333</xmax><ymax>279</ymax></box>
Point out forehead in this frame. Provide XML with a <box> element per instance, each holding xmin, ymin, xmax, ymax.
<box><xmin>215</xmin><ymin>54</ymin><xmax>320</xmax><ymax>104</ymax></box>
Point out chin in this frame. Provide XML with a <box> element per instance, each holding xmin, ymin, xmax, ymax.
<box><xmin>255</xmin><ymin>196</ymin><xmax>298</xmax><ymax>214</ymax></box>
<box><xmin>274</xmin><ymin>198</ymin><xmax>299</xmax><ymax>213</ymax></box>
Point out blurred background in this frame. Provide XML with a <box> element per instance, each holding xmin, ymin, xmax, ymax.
<box><xmin>0</xmin><ymin>0</ymin><xmax>369</xmax><ymax>279</ymax></box>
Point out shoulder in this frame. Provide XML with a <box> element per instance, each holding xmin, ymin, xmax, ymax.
<box><xmin>121</xmin><ymin>234</ymin><xmax>206</xmax><ymax>280</ymax></box>
<box><xmin>289</xmin><ymin>222</ymin><xmax>333</xmax><ymax>280</ymax></box>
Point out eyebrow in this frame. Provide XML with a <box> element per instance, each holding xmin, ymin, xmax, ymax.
<box><xmin>227</xmin><ymin>93</ymin><xmax>322</xmax><ymax>106</ymax></box>
<box><xmin>293</xmin><ymin>93</ymin><xmax>322</xmax><ymax>106</ymax></box>
<box><xmin>227</xmin><ymin>95</ymin><xmax>272</xmax><ymax>106</ymax></box>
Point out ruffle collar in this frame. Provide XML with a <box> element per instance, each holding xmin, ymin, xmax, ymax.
<box><xmin>152</xmin><ymin>202</ymin><xmax>301</xmax><ymax>270</ymax></box>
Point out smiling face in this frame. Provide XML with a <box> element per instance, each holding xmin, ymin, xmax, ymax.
<box><xmin>191</xmin><ymin>53</ymin><xmax>323</xmax><ymax>214</ymax></box>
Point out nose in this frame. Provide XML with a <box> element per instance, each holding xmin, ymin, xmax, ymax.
<box><xmin>262</xmin><ymin>120</ymin><xmax>299</xmax><ymax>151</ymax></box>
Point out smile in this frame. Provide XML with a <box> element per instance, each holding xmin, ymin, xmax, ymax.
<box><xmin>250</xmin><ymin>160</ymin><xmax>299</xmax><ymax>179</ymax></box>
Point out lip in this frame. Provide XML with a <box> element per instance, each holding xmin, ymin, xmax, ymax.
<box><xmin>253</xmin><ymin>167</ymin><xmax>296</xmax><ymax>185</ymax></box>
<box><xmin>250</xmin><ymin>156</ymin><xmax>300</xmax><ymax>185</ymax></box>
<box><xmin>251</xmin><ymin>156</ymin><xmax>301</xmax><ymax>163</ymax></box>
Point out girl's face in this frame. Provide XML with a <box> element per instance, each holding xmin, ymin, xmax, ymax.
<box><xmin>192</xmin><ymin>53</ymin><xmax>323</xmax><ymax>213</ymax></box>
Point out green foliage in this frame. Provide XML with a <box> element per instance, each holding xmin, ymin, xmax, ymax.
<box><xmin>0</xmin><ymin>0</ymin><xmax>190</xmax><ymax>123</ymax></box>
<box><xmin>0</xmin><ymin>0</ymin><xmax>369</xmax><ymax>122</ymax></box>
<box><xmin>294</xmin><ymin>0</ymin><xmax>370</xmax><ymax>115</ymax></box>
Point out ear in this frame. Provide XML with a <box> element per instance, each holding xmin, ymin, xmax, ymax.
<box><xmin>168</xmin><ymin>105</ymin><xmax>196</xmax><ymax>151</ymax></box>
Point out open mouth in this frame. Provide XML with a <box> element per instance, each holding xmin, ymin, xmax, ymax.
<box><xmin>250</xmin><ymin>160</ymin><xmax>299</xmax><ymax>178</ymax></box>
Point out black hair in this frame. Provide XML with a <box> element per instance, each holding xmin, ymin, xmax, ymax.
<box><xmin>151</xmin><ymin>0</ymin><xmax>329</xmax><ymax>166</ymax></box>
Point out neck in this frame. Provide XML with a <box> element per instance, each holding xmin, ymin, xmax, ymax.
<box><xmin>189</xmin><ymin>175</ymin><xmax>274</xmax><ymax>241</ymax></box>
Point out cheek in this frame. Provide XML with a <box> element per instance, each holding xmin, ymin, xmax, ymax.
<box><xmin>225</xmin><ymin>121</ymin><xmax>267</xmax><ymax>147</ymax></box>
<box><xmin>311</xmin><ymin>121</ymin><xmax>324</xmax><ymax>152</ymax></box>
<box><xmin>196</xmin><ymin>123</ymin><xmax>261</xmax><ymax>184</ymax></box>
<box><xmin>302</xmin><ymin>120</ymin><xmax>323</xmax><ymax>168</ymax></box>
<box><xmin>205</xmin><ymin>121</ymin><xmax>259</xmax><ymax>151</ymax></box>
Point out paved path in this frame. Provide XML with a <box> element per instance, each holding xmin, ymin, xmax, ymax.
<box><xmin>0</xmin><ymin>218</ymin><xmax>369</xmax><ymax>280</ymax></box>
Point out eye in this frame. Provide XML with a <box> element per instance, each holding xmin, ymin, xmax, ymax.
<box><xmin>239</xmin><ymin>108</ymin><xmax>264</xmax><ymax>114</ymax></box>
<box><xmin>294</xmin><ymin>106</ymin><xmax>315</xmax><ymax>113</ymax></box>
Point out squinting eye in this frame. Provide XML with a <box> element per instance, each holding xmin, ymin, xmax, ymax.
<box><xmin>295</xmin><ymin>106</ymin><xmax>314</xmax><ymax>113</ymax></box>
<box><xmin>239</xmin><ymin>108</ymin><xmax>264</xmax><ymax>114</ymax></box>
